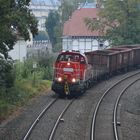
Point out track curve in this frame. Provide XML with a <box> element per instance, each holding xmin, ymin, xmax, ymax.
<box><xmin>90</xmin><ymin>71</ymin><xmax>140</xmax><ymax>140</ymax></box>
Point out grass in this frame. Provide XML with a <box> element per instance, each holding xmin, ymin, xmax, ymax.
<box><xmin>0</xmin><ymin>79</ymin><xmax>51</xmax><ymax>122</ymax></box>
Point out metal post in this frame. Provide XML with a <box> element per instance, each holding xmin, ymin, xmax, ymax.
<box><xmin>33</xmin><ymin>62</ymin><xmax>37</xmax><ymax>86</ymax></box>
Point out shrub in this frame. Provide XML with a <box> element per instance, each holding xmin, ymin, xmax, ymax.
<box><xmin>0</xmin><ymin>58</ymin><xmax>15</xmax><ymax>88</ymax></box>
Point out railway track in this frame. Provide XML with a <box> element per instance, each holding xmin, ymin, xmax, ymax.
<box><xmin>23</xmin><ymin>98</ymin><xmax>74</xmax><ymax>140</ymax></box>
<box><xmin>90</xmin><ymin>71</ymin><xmax>140</xmax><ymax>140</ymax></box>
<box><xmin>113</xmin><ymin>78</ymin><xmax>140</xmax><ymax>140</ymax></box>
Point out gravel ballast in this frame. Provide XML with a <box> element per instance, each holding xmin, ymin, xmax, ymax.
<box><xmin>120</xmin><ymin>80</ymin><xmax>140</xmax><ymax>140</ymax></box>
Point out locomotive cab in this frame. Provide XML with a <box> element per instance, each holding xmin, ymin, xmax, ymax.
<box><xmin>52</xmin><ymin>51</ymin><xmax>92</xmax><ymax>96</ymax></box>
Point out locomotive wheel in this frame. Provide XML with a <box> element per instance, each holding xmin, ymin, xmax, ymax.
<box><xmin>85</xmin><ymin>82</ymin><xmax>88</xmax><ymax>89</ymax></box>
<box><xmin>86</xmin><ymin>81</ymin><xmax>90</xmax><ymax>89</ymax></box>
<box><xmin>58</xmin><ymin>93</ymin><xmax>65</xmax><ymax>98</ymax></box>
<box><xmin>81</xmin><ymin>85</ymin><xmax>86</xmax><ymax>94</ymax></box>
<box><xmin>105</xmin><ymin>73</ymin><xmax>110</xmax><ymax>80</ymax></box>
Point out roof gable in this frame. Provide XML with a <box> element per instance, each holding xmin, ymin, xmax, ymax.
<box><xmin>63</xmin><ymin>8</ymin><xmax>100</xmax><ymax>37</ymax></box>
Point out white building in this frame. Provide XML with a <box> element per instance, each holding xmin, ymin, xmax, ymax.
<box><xmin>9</xmin><ymin>39</ymin><xmax>27</xmax><ymax>62</ymax></box>
<box><xmin>30</xmin><ymin>0</ymin><xmax>60</xmax><ymax>31</ymax></box>
<box><xmin>62</xmin><ymin>3</ymin><xmax>109</xmax><ymax>53</ymax></box>
<box><xmin>27</xmin><ymin>39</ymin><xmax>52</xmax><ymax>58</ymax></box>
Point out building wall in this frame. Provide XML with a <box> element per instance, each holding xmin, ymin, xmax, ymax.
<box><xmin>62</xmin><ymin>37</ymin><xmax>109</xmax><ymax>53</ymax></box>
<box><xmin>27</xmin><ymin>40</ymin><xmax>52</xmax><ymax>58</ymax></box>
<box><xmin>9</xmin><ymin>40</ymin><xmax>27</xmax><ymax>62</ymax></box>
<box><xmin>29</xmin><ymin>3</ymin><xmax>59</xmax><ymax>31</ymax></box>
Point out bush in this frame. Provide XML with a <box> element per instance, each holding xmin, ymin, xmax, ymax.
<box><xmin>0</xmin><ymin>58</ymin><xmax>15</xmax><ymax>88</ymax></box>
<box><xmin>0</xmin><ymin>55</ymin><xmax>54</xmax><ymax>121</ymax></box>
<box><xmin>0</xmin><ymin>100</ymin><xmax>9</xmax><ymax>120</ymax></box>
<box><xmin>0</xmin><ymin>79</ymin><xmax>51</xmax><ymax>121</ymax></box>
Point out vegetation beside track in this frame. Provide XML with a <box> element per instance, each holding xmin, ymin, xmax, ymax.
<box><xmin>0</xmin><ymin>55</ymin><xmax>55</xmax><ymax>122</ymax></box>
<box><xmin>0</xmin><ymin>79</ymin><xmax>51</xmax><ymax>122</ymax></box>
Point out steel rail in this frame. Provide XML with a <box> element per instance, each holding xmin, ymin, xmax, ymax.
<box><xmin>91</xmin><ymin>71</ymin><xmax>140</xmax><ymax>140</ymax></box>
<box><xmin>23</xmin><ymin>98</ymin><xmax>57</xmax><ymax>140</ymax></box>
<box><xmin>49</xmin><ymin>99</ymin><xmax>74</xmax><ymax>140</ymax></box>
<box><xmin>113</xmin><ymin>78</ymin><xmax>140</xmax><ymax>140</ymax></box>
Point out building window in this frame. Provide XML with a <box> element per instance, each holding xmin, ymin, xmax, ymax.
<box><xmin>99</xmin><ymin>43</ymin><xmax>103</xmax><ymax>47</ymax></box>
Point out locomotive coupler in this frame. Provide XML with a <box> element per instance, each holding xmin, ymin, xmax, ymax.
<box><xmin>64</xmin><ymin>81</ymin><xmax>70</xmax><ymax>95</ymax></box>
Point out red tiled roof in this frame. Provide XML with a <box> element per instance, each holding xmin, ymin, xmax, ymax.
<box><xmin>63</xmin><ymin>8</ymin><xmax>100</xmax><ymax>37</ymax></box>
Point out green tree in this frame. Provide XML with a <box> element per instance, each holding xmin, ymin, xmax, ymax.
<box><xmin>59</xmin><ymin>0</ymin><xmax>75</xmax><ymax>24</ymax></box>
<box><xmin>0</xmin><ymin>0</ymin><xmax>38</xmax><ymax>59</ymax></box>
<box><xmin>45</xmin><ymin>10</ymin><xmax>61</xmax><ymax>51</ymax></box>
<box><xmin>0</xmin><ymin>58</ymin><xmax>15</xmax><ymax>88</ymax></box>
<box><xmin>0</xmin><ymin>0</ymin><xmax>38</xmax><ymax>88</ymax></box>
<box><xmin>60</xmin><ymin>0</ymin><xmax>94</xmax><ymax>24</ymax></box>
<box><xmin>85</xmin><ymin>0</ymin><xmax>140</xmax><ymax>46</ymax></box>
<box><xmin>37</xmin><ymin>53</ymin><xmax>56</xmax><ymax>80</ymax></box>
<box><xmin>34</xmin><ymin>31</ymin><xmax>48</xmax><ymax>41</ymax></box>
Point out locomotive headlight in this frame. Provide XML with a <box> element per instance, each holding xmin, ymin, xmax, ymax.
<box><xmin>67</xmin><ymin>62</ymin><xmax>70</xmax><ymax>66</ymax></box>
<box><xmin>58</xmin><ymin>77</ymin><xmax>62</xmax><ymax>82</ymax></box>
<box><xmin>72</xmin><ymin>78</ymin><xmax>76</xmax><ymax>83</ymax></box>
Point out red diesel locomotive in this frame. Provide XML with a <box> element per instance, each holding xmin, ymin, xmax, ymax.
<box><xmin>52</xmin><ymin>45</ymin><xmax>140</xmax><ymax>97</ymax></box>
<box><xmin>51</xmin><ymin>51</ymin><xmax>93</xmax><ymax>96</ymax></box>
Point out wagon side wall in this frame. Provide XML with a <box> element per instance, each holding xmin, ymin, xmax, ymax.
<box><xmin>108</xmin><ymin>48</ymin><xmax>133</xmax><ymax>71</ymax></box>
<box><xmin>85</xmin><ymin>53</ymin><xmax>111</xmax><ymax>79</ymax></box>
<box><xmin>133</xmin><ymin>49</ymin><xmax>140</xmax><ymax>66</ymax></box>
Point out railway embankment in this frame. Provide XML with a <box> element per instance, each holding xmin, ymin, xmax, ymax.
<box><xmin>0</xmin><ymin>80</ymin><xmax>51</xmax><ymax>123</ymax></box>
<box><xmin>0</xmin><ymin>70</ymin><xmax>140</xmax><ymax>140</ymax></box>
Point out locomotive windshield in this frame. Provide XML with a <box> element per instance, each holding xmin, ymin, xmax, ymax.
<box><xmin>57</xmin><ymin>53</ymin><xmax>86</xmax><ymax>63</ymax></box>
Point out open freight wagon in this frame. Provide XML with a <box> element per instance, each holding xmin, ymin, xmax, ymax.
<box><xmin>85</xmin><ymin>45</ymin><xmax>140</xmax><ymax>81</ymax></box>
<box><xmin>108</xmin><ymin>47</ymin><xmax>133</xmax><ymax>70</ymax></box>
<box><xmin>85</xmin><ymin>49</ymin><xmax>120</xmax><ymax>80</ymax></box>
<box><xmin>118</xmin><ymin>45</ymin><xmax>140</xmax><ymax>67</ymax></box>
